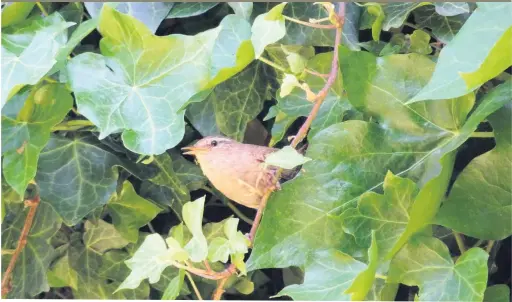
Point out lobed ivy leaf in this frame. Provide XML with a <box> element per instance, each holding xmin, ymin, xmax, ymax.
<box><xmin>186</xmin><ymin>95</ymin><xmax>222</xmax><ymax>137</ymax></box>
<box><xmin>1</xmin><ymin>12</ymin><xmax>73</xmax><ymax>106</ymax></box>
<box><xmin>228</xmin><ymin>2</ymin><xmax>253</xmax><ymax>20</ymax></box>
<box><xmin>277</xmin><ymin>249</ymin><xmax>368</xmax><ymax>300</ymax></box>
<box><xmin>84</xmin><ymin>2</ymin><xmax>173</xmax><ymax>33</ymax></box>
<box><xmin>251</xmin><ymin>3</ymin><xmax>287</xmax><ymax>59</ymax></box>
<box><xmin>182</xmin><ymin>196</ymin><xmax>208</xmax><ymax>262</ymax></box>
<box><xmin>265</xmin><ymin>146</ymin><xmax>312</xmax><ymax>169</ymax></box>
<box><xmin>107</xmin><ymin>181</ymin><xmax>162</xmax><ymax>243</ymax></box>
<box><xmin>413</xmin><ymin>5</ymin><xmax>469</xmax><ymax>44</ymax></box>
<box><xmin>162</xmin><ymin>269</ymin><xmax>185</xmax><ymax>300</ymax></box>
<box><xmin>409</xmin><ymin>29</ymin><xmax>432</xmax><ymax>55</ymax></box>
<box><xmin>169</xmin><ymin>150</ymin><xmax>207</xmax><ymax>191</ymax></box>
<box><xmin>2</xmin><ymin>84</ymin><xmax>72</xmax><ymax>196</ymax></box>
<box><xmin>167</xmin><ymin>2</ymin><xmax>219</xmax><ymax>19</ymax></box>
<box><xmin>388</xmin><ymin>236</ymin><xmax>489</xmax><ymax>301</ymax></box>
<box><xmin>437</xmin><ymin>100</ymin><xmax>512</xmax><ymax>240</ymax></box>
<box><xmin>434</xmin><ymin>2</ymin><xmax>470</xmax><ymax>16</ymax></box>
<box><xmin>360</xmin><ymin>2</ymin><xmax>430</xmax><ymax>32</ymax></box>
<box><xmin>1</xmin><ymin>201</ymin><xmax>62</xmax><ymax>298</ymax></box>
<box><xmin>98</xmin><ymin>250</ymin><xmax>131</xmax><ymax>282</ymax></box>
<box><xmin>47</xmin><ymin>252</ymin><xmax>78</xmax><ymax>290</ymax></box>
<box><xmin>411</xmin><ymin>3</ymin><xmax>512</xmax><ymax>102</ymax></box>
<box><xmin>35</xmin><ymin>135</ymin><xmax>151</xmax><ymax>225</ymax></box>
<box><xmin>83</xmin><ymin>220</ymin><xmax>130</xmax><ymax>253</ymax></box>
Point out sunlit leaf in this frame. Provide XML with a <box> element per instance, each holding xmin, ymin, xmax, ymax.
<box><xmin>182</xmin><ymin>196</ymin><xmax>208</xmax><ymax>262</ymax></box>
<box><xmin>2</xmin><ymin>84</ymin><xmax>72</xmax><ymax>196</ymax></box>
<box><xmin>84</xmin><ymin>220</ymin><xmax>130</xmax><ymax>253</ymax></box>
<box><xmin>251</xmin><ymin>3</ymin><xmax>287</xmax><ymax>59</ymax></box>
<box><xmin>228</xmin><ymin>2</ymin><xmax>253</xmax><ymax>20</ymax></box>
<box><xmin>265</xmin><ymin>146</ymin><xmax>311</xmax><ymax>169</ymax></box>
<box><xmin>434</xmin><ymin>2</ymin><xmax>470</xmax><ymax>16</ymax></box>
<box><xmin>1</xmin><ymin>2</ymin><xmax>35</xmax><ymax>28</ymax></box>
<box><xmin>388</xmin><ymin>236</ymin><xmax>489</xmax><ymax>301</ymax></box>
<box><xmin>167</xmin><ymin>2</ymin><xmax>219</xmax><ymax>19</ymax></box>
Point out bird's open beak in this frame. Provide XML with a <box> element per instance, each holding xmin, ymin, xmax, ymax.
<box><xmin>181</xmin><ymin>146</ymin><xmax>208</xmax><ymax>156</ymax></box>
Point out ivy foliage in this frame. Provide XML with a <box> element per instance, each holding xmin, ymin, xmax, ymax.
<box><xmin>1</xmin><ymin>2</ymin><xmax>511</xmax><ymax>301</ymax></box>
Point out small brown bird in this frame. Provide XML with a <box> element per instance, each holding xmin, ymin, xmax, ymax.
<box><xmin>182</xmin><ymin>136</ymin><xmax>280</xmax><ymax>209</ymax></box>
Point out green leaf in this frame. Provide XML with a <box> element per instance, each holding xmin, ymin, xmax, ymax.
<box><xmin>345</xmin><ymin>232</ymin><xmax>379</xmax><ymax>301</ymax></box>
<box><xmin>342</xmin><ymin>171</ymin><xmax>418</xmax><ymax>260</ymax></box>
<box><xmin>35</xmin><ymin>135</ymin><xmax>149</xmax><ymax>225</ymax></box>
<box><xmin>211</xmin><ymin>61</ymin><xmax>274</xmax><ymax>141</ymax></box>
<box><xmin>264</xmin><ymin>146</ymin><xmax>311</xmax><ymax>169</ymax></box>
<box><xmin>361</xmin><ymin>3</ymin><xmax>430</xmax><ymax>32</ymax></box>
<box><xmin>434</xmin><ymin>2</ymin><xmax>470</xmax><ymax>16</ymax></box>
<box><xmin>208</xmin><ymin>237</ymin><xmax>231</xmax><ymax>263</ymax></box>
<box><xmin>413</xmin><ymin>5</ymin><xmax>469</xmax><ymax>43</ymax></box>
<box><xmin>388</xmin><ymin>236</ymin><xmax>489</xmax><ymax>301</ymax></box>
<box><xmin>117</xmin><ymin>233</ymin><xmax>172</xmax><ymax>290</ymax></box>
<box><xmin>1</xmin><ymin>2</ymin><xmax>35</xmax><ymax>28</ymax></box>
<box><xmin>228</xmin><ymin>3</ymin><xmax>253</xmax><ymax>20</ymax></box>
<box><xmin>84</xmin><ymin>220</ymin><xmax>130</xmax><ymax>253</ymax></box>
<box><xmin>1</xmin><ymin>201</ymin><xmax>62</xmax><ymax>298</ymax></box>
<box><xmin>186</xmin><ymin>96</ymin><xmax>222</xmax><ymax>137</ymax></box>
<box><xmin>409</xmin><ymin>29</ymin><xmax>432</xmax><ymax>55</ymax></box>
<box><xmin>107</xmin><ymin>181</ymin><xmax>162</xmax><ymax>242</ymax></box>
<box><xmin>85</xmin><ymin>2</ymin><xmax>173</xmax><ymax>33</ymax></box>
<box><xmin>47</xmin><ymin>252</ymin><xmax>78</xmax><ymax>289</ymax></box>
<box><xmin>251</xmin><ymin>3</ymin><xmax>286</xmax><ymax>58</ymax></box>
<box><xmin>483</xmin><ymin>284</ymin><xmax>510</xmax><ymax>302</ymax></box>
<box><xmin>162</xmin><ymin>269</ymin><xmax>185</xmax><ymax>300</ymax></box>
<box><xmin>1</xmin><ymin>12</ymin><xmax>73</xmax><ymax>106</ymax></box>
<box><xmin>144</xmin><ymin>152</ymin><xmax>190</xmax><ymax>217</ymax></box>
<box><xmin>67</xmin><ymin>7</ymin><xmax>255</xmax><ymax>155</ymax></box>
<box><xmin>2</xmin><ymin>84</ymin><xmax>72</xmax><ymax>196</ymax></box>
<box><xmin>437</xmin><ymin>101</ymin><xmax>512</xmax><ymax>240</ymax></box>
<box><xmin>98</xmin><ymin>250</ymin><xmax>131</xmax><ymax>282</ymax></box>
<box><xmin>411</xmin><ymin>3</ymin><xmax>512</xmax><ymax>102</ymax></box>
<box><xmin>277</xmin><ymin>249</ymin><xmax>367</xmax><ymax>300</ymax></box>
<box><xmin>169</xmin><ymin>150</ymin><xmax>207</xmax><ymax>191</ymax></box>
<box><xmin>167</xmin><ymin>2</ymin><xmax>219</xmax><ymax>18</ymax></box>
<box><xmin>182</xmin><ymin>196</ymin><xmax>208</xmax><ymax>262</ymax></box>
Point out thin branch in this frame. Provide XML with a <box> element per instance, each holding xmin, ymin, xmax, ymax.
<box><xmin>283</xmin><ymin>15</ymin><xmax>337</xmax><ymax>29</ymax></box>
<box><xmin>304</xmin><ymin>68</ymin><xmax>330</xmax><ymax>78</ymax></box>
<box><xmin>212</xmin><ymin>277</ymin><xmax>229</xmax><ymax>300</ymax></box>
<box><xmin>226</xmin><ymin>201</ymin><xmax>253</xmax><ymax>225</ymax></box>
<box><xmin>185</xmin><ymin>272</ymin><xmax>203</xmax><ymax>300</ymax></box>
<box><xmin>486</xmin><ymin>240</ymin><xmax>495</xmax><ymax>253</ymax></box>
<box><xmin>453</xmin><ymin>232</ymin><xmax>466</xmax><ymax>254</ymax></box>
<box><xmin>1</xmin><ymin>195</ymin><xmax>41</xmax><ymax>296</ymax></box>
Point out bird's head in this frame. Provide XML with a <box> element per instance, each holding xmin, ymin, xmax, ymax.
<box><xmin>181</xmin><ymin>136</ymin><xmax>236</xmax><ymax>158</ymax></box>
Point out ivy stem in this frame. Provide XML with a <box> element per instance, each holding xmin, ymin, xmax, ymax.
<box><xmin>258</xmin><ymin>57</ymin><xmax>287</xmax><ymax>73</ymax></box>
<box><xmin>36</xmin><ymin>2</ymin><xmax>48</xmax><ymax>16</ymax></box>
<box><xmin>304</xmin><ymin>68</ymin><xmax>330</xmax><ymax>78</ymax></box>
<box><xmin>453</xmin><ymin>232</ymin><xmax>466</xmax><ymax>254</ymax></box>
<box><xmin>226</xmin><ymin>201</ymin><xmax>254</xmax><ymax>225</ymax></box>
<box><xmin>470</xmin><ymin>131</ymin><xmax>494</xmax><ymax>138</ymax></box>
<box><xmin>212</xmin><ymin>277</ymin><xmax>229</xmax><ymax>300</ymax></box>
<box><xmin>147</xmin><ymin>222</ymin><xmax>156</xmax><ymax>234</ymax></box>
<box><xmin>283</xmin><ymin>15</ymin><xmax>337</xmax><ymax>29</ymax></box>
<box><xmin>185</xmin><ymin>272</ymin><xmax>203</xmax><ymax>300</ymax></box>
<box><xmin>473</xmin><ymin>239</ymin><xmax>484</xmax><ymax>247</ymax></box>
<box><xmin>375</xmin><ymin>274</ymin><xmax>387</xmax><ymax>280</ymax></box>
<box><xmin>1</xmin><ymin>194</ymin><xmax>41</xmax><ymax>297</ymax></box>
<box><xmin>486</xmin><ymin>240</ymin><xmax>495</xmax><ymax>253</ymax></box>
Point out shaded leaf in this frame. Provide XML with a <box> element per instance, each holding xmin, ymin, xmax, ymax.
<box><xmin>413</xmin><ymin>5</ymin><xmax>469</xmax><ymax>44</ymax></box>
<box><xmin>169</xmin><ymin>150</ymin><xmax>207</xmax><ymax>191</ymax></box>
<box><xmin>35</xmin><ymin>135</ymin><xmax>149</xmax><ymax>225</ymax></box>
<box><xmin>484</xmin><ymin>284</ymin><xmax>510</xmax><ymax>302</ymax></box>
<box><xmin>85</xmin><ymin>2</ymin><xmax>173</xmax><ymax>33</ymax></box>
<box><xmin>84</xmin><ymin>220</ymin><xmax>130</xmax><ymax>253</ymax></box>
<box><xmin>167</xmin><ymin>2</ymin><xmax>219</xmax><ymax>19</ymax></box>
<box><xmin>47</xmin><ymin>252</ymin><xmax>78</xmax><ymax>289</ymax></box>
<box><xmin>107</xmin><ymin>181</ymin><xmax>162</xmax><ymax>243</ymax></box>
<box><xmin>388</xmin><ymin>236</ymin><xmax>489</xmax><ymax>301</ymax></box>
<box><xmin>411</xmin><ymin>3</ymin><xmax>512</xmax><ymax>102</ymax></box>
<box><xmin>162</xmin><ymin>269</ymin><xmax>185</xmax><ymax>300</ymax></box>
<box><xmin>2</xmin><ymin>84</ymin><xmax>72</xmax><ymax>195</ymax></box>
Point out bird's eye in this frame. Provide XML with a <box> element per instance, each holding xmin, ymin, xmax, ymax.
<box><xmin>211</xmin><ymin>140</ymin><xmax>218</xmax><ymax>147</ymax></box>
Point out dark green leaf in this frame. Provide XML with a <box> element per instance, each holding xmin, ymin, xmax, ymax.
<box><xmin>413</xmin><ymin>5</ymin><xmax>469</xmax><ymax>43</ymax></box>
<box><xmin>484</xmin><ymin>284</ymin><xmax>510</xmax><ymax>302</ymax></box>
<box><xmin>162</xmin><ymin>269</ymin><xmax>185</xmax><ymax>300</ymax></box>
<box><xmin>167</xmin><ymin>2</ymin><xmax>219</xmax><ymax>19</ymax></box>
<box><xmin>83</xmin><ymin>219</ymin><xmax>130</xmax><ymax>253</ymax></box>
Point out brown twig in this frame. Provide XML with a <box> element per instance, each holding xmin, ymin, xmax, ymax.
<box><xmin>1</xmin><ymin>195</ymin><xmax>41</xmax><ymax>297</ymax></box>
<box><xmin>201</xmin><ymin>4</ymin><xmax>347</xmax><ymax>300</ymax></box>
<box><xmin>304</xmin><ymin>68</ymin><xmax>330</xmax><ymax>78</ymax></box>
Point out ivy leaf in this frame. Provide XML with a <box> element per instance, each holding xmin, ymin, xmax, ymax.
<box><xmin>265</xmin><ymin>146</ymin><xmax>311</xmax><ymax>169</ymax></box>
<box><xmin>1</xmin><ymin>2</ymin><xmax>35</xmax><ymax>28</ymax></box>
<box><xmin>47</xmin><ymin>252</ymin><xmax>78</xmax><ymax>290</ymax></box>
<box><xmin>345</xmin><ymin>233</ymin><xmax>379</xmax><ymax>301</ymax></box>
<box><xmin>169</xmin><ymin>150</ymin><xmax>207</xmax><ymax>191</ymax></box>
<box><xmin>1</xmin><ymin>12</ymin><xmax>73</xmax><ymax>106</ymax></box>
<box><xmin>182</xmin><ymin>196</ymin><xmax>208</xmax><ymax>262</ymax></box>
<box><xmin>1</xmin><ymin>201</ymin><xmax>62</xmax><ymax>298</ymax></box>
<box><xmin>434</xmin><ymin>2</ymin><xmax>470</xmax><ymax>16</ymax></box>
<box><xmin>436</xmin><ymin>101</ymin><xmax>512</xmax><ymax>240</ymax></box>
<box><xmin>409</xmin><ymin>29</ymin><xmax>432</xmax><ymax>55</ymax></box>
<box><xmin>186</xmin><ymin>97</ymin><xmax>222</xmax><ymax>137</ymax></box>
<box><xmin>342</xmin><ymin>171</ymin><xmax>418</xmax><ymax>260</ymax></box>
<box><xmin>107</xmin><ymin>181</ymin><xmax>162</xmax><ymax>243</ymax></box>
<box><xmin>388</xmin><ymin>236</ymin><xmax>489</xmax><ymax>301</ymax></box>
<box><xmin>117</xmin><ymin>233</ymin><xmax>172</xmax><ymax>291</ymax></box>
<box><xmin>162</xmin><ymin>269</ymin><xmax>185</xmax><ymax>300</ymax></box>
<box><xmin>484</xmin><ymin>285</ymin><xmax>510</xmax><ymax>302</ymax></box>
<box><xmin>98</xmin><ymin>250</ymin><xmax>131</xmax><ymax>282</ymax></box>
<box><xmin>2</xmin><ymin>84</ymin><xmax>72</xmax><ymax>196</ymax></box>
<box><xmin>360</xmin><ymin>3</ymin><xmax>429</xmax><ymax>32</ymax></box>
<box><xmin>228</xmin><ymin>2</ymin><xmax>253</xmax><ymax>20</ymax></box>
<box><xmin>277</xmin><ymin>249</ymin><xmax>367</xmax><ymax>300</ymax></box>
<box><xmin>411</xmin><ymin>3</ymin><xmax>512</xmax><ymax>102</ymax></box>
<box><xmin>35</xmin><ymin>135</ymin><xmax>150</xmax><ymax>225</ymax></box>
<box><xmin>211</xmin><ymin>61</ymin><xmax>274</xmax><ymax>141</ymax></box>
<box><xmin>413</xmin><ymin>5</ymin><xmax>469</xmax><ymax>44</ymax></box>
<box><xmin>83</xmin><ymin>220</ymin><xmax>130</xmax><ymax>253</ymax></box>
<box><xmin>167</xmin><ymin>2</ymin><xmax>219</xmax><ymax>18</ymax></box>
<box><xmin>251</xmin><ymin>3</ymin><xmax>287</xmax><ymax>59</ymax></box>
<box><xmin>84</xmin><ymin>2</ymin><xmax>173</xmax><ymax>33</ymax></box>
